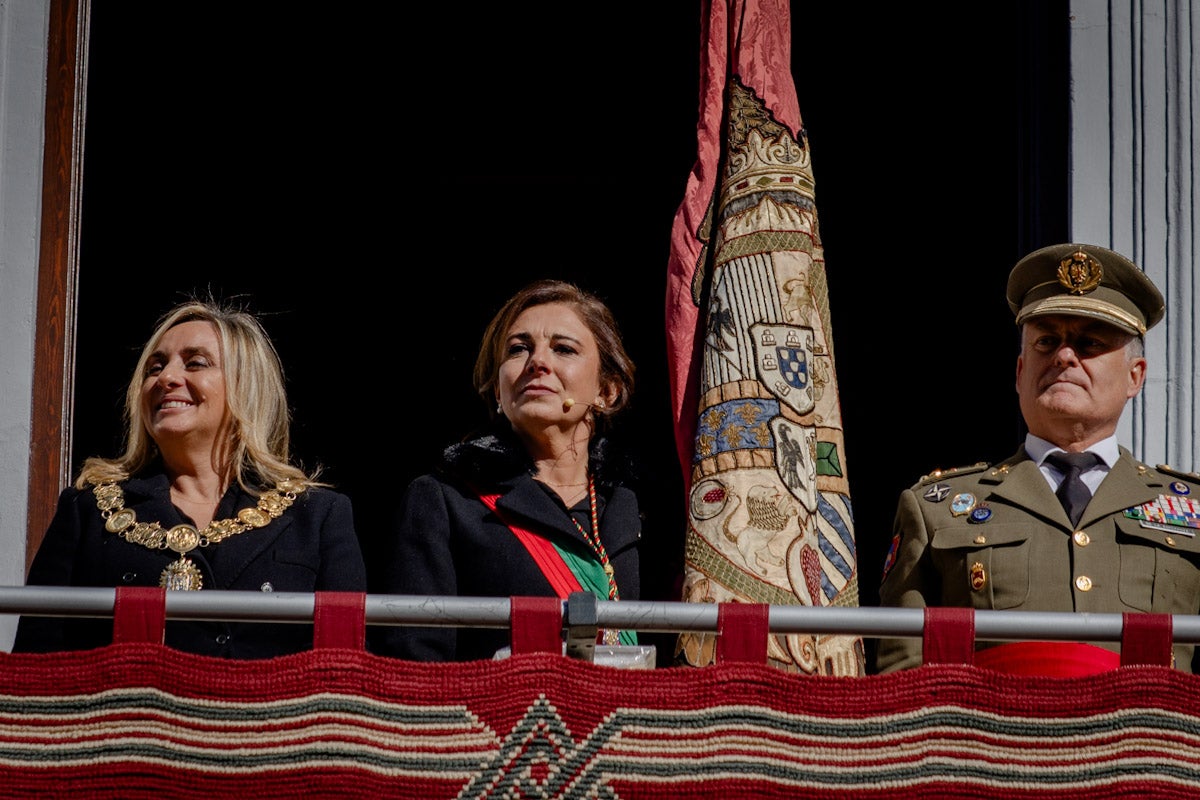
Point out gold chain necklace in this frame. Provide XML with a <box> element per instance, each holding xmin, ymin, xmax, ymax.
<box><xmin>568</xmin><ymin>476</ymin><xmax>621</xmax><ymax>645</ymax></box>
<box><xmin>92</xmin><ymin>479</ymin><xmax>305</xmax><ymax>591</ymax></box>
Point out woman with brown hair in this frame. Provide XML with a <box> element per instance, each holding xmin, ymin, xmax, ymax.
<box><xmin>372</xmin><ymin>279</ymin><xmax>642</xmax><ymax>661</ymax></box>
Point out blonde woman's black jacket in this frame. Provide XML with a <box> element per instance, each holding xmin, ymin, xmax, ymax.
<box><xmin>370</xmin><ymin>427</ymin><xmax>643</xmax><ymax>662</ymax></box>
<box><xmin>14</xmin><ymin>470</ymin><xmax>367</xmax><ymax>658</ymax></box>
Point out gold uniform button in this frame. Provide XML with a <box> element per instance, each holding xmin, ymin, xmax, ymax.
<box><xmin>1165</xmin><ymin>536</ymin><xmax>1177</xmax><ymax>547</ymax></box>
<box><xmin>1073</xmin><ymin>531</ymin><xmax>1090</xmax><ymax>546</ymax></box>
<box><xmin>973</xmin><ymin>535</ymin><xmax>986</xmax><ymax>545</ymax></box>
<box><xmin>1075</xmin><ymin>576</ymin><xmax>1093</xmax><ymax>592</ymax></box>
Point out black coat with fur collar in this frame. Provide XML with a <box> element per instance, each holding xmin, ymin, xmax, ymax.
<box><xmin>370</xmin><ymin>426</ymin><xmax>643</xmax><ymax>662</ymax></box>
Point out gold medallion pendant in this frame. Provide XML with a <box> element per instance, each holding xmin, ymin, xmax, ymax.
<box><xmin>93</xmin><ymin>479</ymin><xmax>305</xmax><ymax>591</ymax></box>
<box><xmin>161</xmin><ymin>557</ymin><xmax>204</xmax><ymax>591</ymax></box>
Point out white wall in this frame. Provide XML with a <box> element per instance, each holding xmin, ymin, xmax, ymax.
<box><xmin>0</xmin><ymin>0</ymin><xmax>51</xmax><ymax>650</ymax></box>
<box><xmin>1071</xmin><ymin>0</ymin><xmax>1200</xmax><ymax>472</ymax></box>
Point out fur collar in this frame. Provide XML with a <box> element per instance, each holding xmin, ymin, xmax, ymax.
<box><xmin>437</xmin><ymin>423</ymin><xmax>635</xmax><ymax>489</ymax></box>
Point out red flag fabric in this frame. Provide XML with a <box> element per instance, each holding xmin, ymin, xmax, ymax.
<box><xmin>665</xmin><ymin>0</ymin><xmax>863</xmax><ymax>674</ymax></box>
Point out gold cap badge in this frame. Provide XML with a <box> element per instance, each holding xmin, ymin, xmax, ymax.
<box><xmin>1056</xmin><ymin>249</ymin><xmax>1102</xmax><ymax>294</ymax></box>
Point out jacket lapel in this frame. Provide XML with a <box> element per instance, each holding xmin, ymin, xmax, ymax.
<box><xmin>494</xmin><ymin>476</ymin><xmax>591</xmax><ymax>546</ymax></box>
<box><xmin>986</xmin><ymin>451</ymin><xmax>1070</xmax><ymax>526</ymax></box>
<box><xmin>123</xmin><ymin>474</ymin><xmax>182</xmax><ymax>523</ymax></box>
<box><xmin>122</xmin><ymin>475</ymin><xmax>299</xmax><ymax>590</ymax></box>
<box><xmin>986</xmin><ymin>446</ymin><xmax>1165</xmax><ymax>530</ymax></box>
<box><xmin>189</xmin><ymin>484</ymin><xmax>296</xmax><ymax>590</ymax></box>
<box><xmin>1078</xmin><ymin>448</ymin><xmax>1165</xmax><ymax>527</ymax></box>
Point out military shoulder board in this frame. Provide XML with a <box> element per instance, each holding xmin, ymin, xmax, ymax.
<box><xmin>916</xmin><ymin>461</ymin><xmax>989</xmax><ymax>486</ymax></box>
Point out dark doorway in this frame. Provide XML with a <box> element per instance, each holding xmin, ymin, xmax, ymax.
<box><xmin>71</xmin><ymin>2</ymin><xmax>1068</xmax><ymax>654</ymax></box>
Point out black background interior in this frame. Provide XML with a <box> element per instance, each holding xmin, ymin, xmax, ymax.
<box><xmin>72</xmin><ymin>2</ymin><xmax>1068</xmax><ymax>667</ymax></box>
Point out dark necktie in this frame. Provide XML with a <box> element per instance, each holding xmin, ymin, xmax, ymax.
<box><xmin>1044</xmin><ymin>451</ymin><xmax>1102</xmax><ymax>527</ymax></box>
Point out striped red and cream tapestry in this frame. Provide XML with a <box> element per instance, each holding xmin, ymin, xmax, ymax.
<box><xmin>665</xmin><ymin>0</ymin><xmax>862</xmax><ymax>673</ymax></box>
<box><xmin>0</xmin><ymin>644</ymin><xmax>1197</xmax><ymax>799</ymax></box>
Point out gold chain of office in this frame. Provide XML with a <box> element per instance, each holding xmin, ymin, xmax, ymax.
<box><xmin>92</xmin><ymin>479</ymin><xmax>306</xmax><ymax>591</ymax></box>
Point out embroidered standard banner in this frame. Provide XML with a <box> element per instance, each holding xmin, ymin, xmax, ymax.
<box><xmin>665</xmin><ymin>0</ymin><xmax>862</xmax><ymax>673</ymax></box>
<box><xmin>0</xmin><ymin>646</ymin><xmax>1198</xmax><ymax>798</ymax></box>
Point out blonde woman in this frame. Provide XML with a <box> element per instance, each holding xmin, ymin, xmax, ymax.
<box><xmin>15</xmin><ymin>299</ymin><xmax>366</xmax><ymax>657</ymax></box>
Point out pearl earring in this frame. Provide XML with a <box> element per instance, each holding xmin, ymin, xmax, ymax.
<box><xmin>496</xmin><ymin>401</ymin><xmax>503</xmax><ymax>413</ymax></box>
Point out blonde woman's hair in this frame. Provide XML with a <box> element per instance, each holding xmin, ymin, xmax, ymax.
<box><xmin>76</xmin><ymin>299</ymin><xmax>320</xmax><ymax>493</ymax></box>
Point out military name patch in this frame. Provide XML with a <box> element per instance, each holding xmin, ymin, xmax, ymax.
<box><xmin>1124</xmin><ymin>494</ymin><xmax>1200</xmax><ymax>536</ymax></box>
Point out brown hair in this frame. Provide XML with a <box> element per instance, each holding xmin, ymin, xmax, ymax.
<box><xmin>473</xmin><ymin>280</ymin><xmax>635</xmax><ymax>430</ymax></box>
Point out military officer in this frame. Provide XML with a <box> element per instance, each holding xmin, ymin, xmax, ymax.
<box><xmin>876</xmin><ymin>243</ymin><xmax>1200</xmax><ymax>675</ymax></box>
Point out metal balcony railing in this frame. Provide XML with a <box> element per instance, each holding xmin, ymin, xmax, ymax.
<box><xmin>4</xmin><ymin>584</ymin><xmax>1199</xmax><ymax>644</ymax></box>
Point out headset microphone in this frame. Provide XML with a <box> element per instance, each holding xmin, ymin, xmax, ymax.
<box><xmin>562</xmin><ymin>397</ymin><xmax>606</xmax><ymax>413</ymax></box>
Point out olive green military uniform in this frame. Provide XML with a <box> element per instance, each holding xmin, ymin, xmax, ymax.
<box><xmin>876</xmin><ymin>448</ymin><xmax>1200</xmax><ymax>673</ymax></box>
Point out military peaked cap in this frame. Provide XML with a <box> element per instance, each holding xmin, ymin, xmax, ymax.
<box><xmin>1006</xmin><ymin>242</ymin><xmax>1165</xmax><ymax>336</ymax></box>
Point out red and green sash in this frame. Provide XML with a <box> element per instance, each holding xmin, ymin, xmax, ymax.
<box><xmin>477</xmin><ymin>492</ymin><xmax>636</xmax><ymax>645</ymax></box>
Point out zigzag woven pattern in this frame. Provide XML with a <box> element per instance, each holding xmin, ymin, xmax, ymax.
<box><xmin>0</xmin><ymin>645</ymin><xmax>1197</xmax><ymax>798</ymax></box>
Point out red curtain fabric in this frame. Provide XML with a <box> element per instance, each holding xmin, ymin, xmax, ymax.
<box><xmin>0</xmin><ymin>644</ymin><xmax>1196</xmax><ymax>799</ymax></box>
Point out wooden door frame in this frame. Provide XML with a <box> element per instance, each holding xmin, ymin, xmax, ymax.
<box><xmin>27</xmin><ymin>0</ymin><xmax>87</xmax><ymax>573</ymax></box>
